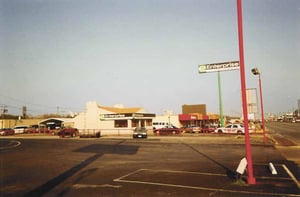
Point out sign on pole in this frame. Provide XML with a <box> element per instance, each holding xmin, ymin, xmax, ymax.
<box><xmin>198</xmin><ymin>61</ymin><xmax>240</xmax><ymax>73</ymax></box>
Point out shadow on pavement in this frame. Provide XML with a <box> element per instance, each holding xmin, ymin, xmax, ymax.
<box><xmin>24</xmin><ymin>141</ymin><xmax>139</xmax><ymax>197</ymax></box>
<box><xmin>182</xmin><ymin>143</ymin><xmax>238</xmax><ymax>181</ymax></box>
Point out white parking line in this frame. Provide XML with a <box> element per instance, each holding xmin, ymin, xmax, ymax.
<box><xmin>0</xmin><ymin>140</ymin><xmax>21</xmax><ymax>150</ymax></box>
<box><xmin>114</xmin><ymin>169</ymin><xmax>300</xmax><ymax>197</ymax></box>
<box><xmin>73</xmin><ymin>184</ymin><xmax>122</xmax><ymax>189</ymax></box>
<box><xmin>282</xmin><ymin>164</ymin><xmax>300</xmax><ymax>188</ymax></box>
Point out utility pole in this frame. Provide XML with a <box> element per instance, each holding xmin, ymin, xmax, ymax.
<box><xmin>1</xmin><ymin>105</ymin><xmax>8</xmax><ymax>129</ymax></box>
<box><xmin>57</xmin><ymin>106</ymin><xmax>60</xmax><ymax>116</ymax></box>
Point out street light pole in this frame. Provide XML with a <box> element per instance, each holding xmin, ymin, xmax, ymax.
<box><xmin>251</xmin><ymin>68</ymin><xmax>267</xmax><ymax>144</ymax></box>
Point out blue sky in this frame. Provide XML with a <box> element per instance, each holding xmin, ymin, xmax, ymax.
<box><xmin>0</xmin><ymin>0</ymin><xmax>299</xmax><ymax>116</ymax></box>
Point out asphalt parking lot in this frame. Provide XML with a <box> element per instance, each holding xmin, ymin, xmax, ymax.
<box><xmin>0</xmin><ymin>134</ymin><xmax>299</xmax><ymax>197</ymax></box>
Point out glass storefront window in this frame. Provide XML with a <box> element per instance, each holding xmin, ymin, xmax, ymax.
<box><xmin>132</xmin><ymin>119</ymin><xmax>138</xmax><ymax>127</ymax></box>
<box><xmin>114</xmin><ymin>120</ymin><xmax>128</xmax><ymax>128</ymax></box>
<box><xmin>146</xmin><ymin>119</ymin><xmax>152</xmax><ymax>126</ymax></box>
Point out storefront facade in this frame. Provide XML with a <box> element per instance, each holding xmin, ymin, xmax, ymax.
<box><xmin>74</xmin><ymin>101</ymin><xmax>155</xmax><ymax>135</ymax></box>
<box><xmin>178</xmin><ymin>113</ymin><xmax>219</xmax><ymax>128</ymax></box>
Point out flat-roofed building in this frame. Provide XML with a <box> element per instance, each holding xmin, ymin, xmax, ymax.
<box><xmin>73</xmin><ymin>101</ymin><xmax>155</xmax><ymax>135</ymax></box>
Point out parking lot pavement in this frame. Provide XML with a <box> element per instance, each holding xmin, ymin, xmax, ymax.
<box><xmin>1</xmin><ymin>135</ymin><xmax>299</xmax><ymax>197</ymax></box>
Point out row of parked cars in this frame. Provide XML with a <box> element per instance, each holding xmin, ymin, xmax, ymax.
<box><xmin>0</xmin><ymin>125</ymin><xmax>101</xmax><ymax>138</ymax></box>
<box><xmin>132</xmin><ymin>123</ymin><xmax>253</xmax><ymax>139</ymax></box>
<box><xmin>0</xmin><ymin>125</ymin><xmax>73</xmax><ymax>136</ymax></box>
<box><xmin>0</xmin><ymin>125</ymin><xmax>33</xmax><ymax>136</ymax></box>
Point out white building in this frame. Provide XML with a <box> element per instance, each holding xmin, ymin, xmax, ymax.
<box><xmin>73</xmin><ymin>101</ymin><xmax>155</xmax><ymax>135</ymax></box>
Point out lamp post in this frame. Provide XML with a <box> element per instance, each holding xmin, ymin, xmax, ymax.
<box><xmin>251</xmin><ymin>67</ymin><xmax>267</xmax><ymax>144</ymax></box>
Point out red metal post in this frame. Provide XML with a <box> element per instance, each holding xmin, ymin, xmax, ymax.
<box><xmin>259</xmin><ymin>74</ymin><xmax>267</xmax><ymax>143</ymax></box>
<box><xmin>237</xmin><ymin>0</ymin><xmax>256</xmax><ymax>184</ymax></box>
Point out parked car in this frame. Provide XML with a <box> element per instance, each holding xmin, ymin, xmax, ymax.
<box><xmin>214</xmin><ymin>124</ymin><xmax>252</xmax><ymax>134</ymax></box>
<box><xmin>0</xmin><ymin>128</ymin><xmax>15</xmax><ymax>136</ymax></box>
<box><xmin>24</xmin><ymin>125</ymin><xmax>39</xmax><ymax>134</ymax></box>
<box><xmin>182</xmin><ymin>125</ymin><xmax>201</xmax><ymax>133</ymax></box>
<box><xmin>133</xmin><ymin>127</ymin><xmax>147</xmax><ymax>138</ymax></box>
<box><xmin>201</xmin><ymin>125</ymin><xmax>218</xmax><ymax>133</ymax></box>
<box><xmin>38</xmin><ymin>127</ymin><xmax>50</xmax><ymax>134</ymax></box>
<box><xmin>13</xmin><ymin>125</ymin><xmax>29</xmax><ymax>134</ymax></box>
<box><xmin>57</xmin><ymin>128</ymin><xmax>79</xmax><ymax>138</ymax></box>
<box><xmin>154</xmin><ymin>125</ymin><xmax>182</xmax><ymax>135</ymax></box>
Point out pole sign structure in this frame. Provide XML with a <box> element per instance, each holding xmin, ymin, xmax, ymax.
<box><xmin>198</xmin><ymin>61</ymin><xmax>240</xmax><ymax>73</ymax></box>
<box><xmin>237</xmin><ymin>0</ymin><xmax>256</xmax><ymax>184</ymax></box>
<box><xmin>198</xmin><ymin>61</ymin><xmax>239</xmax><ymax>127</ymax></box>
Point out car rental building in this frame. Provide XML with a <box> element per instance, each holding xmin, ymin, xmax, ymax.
<box><xmin>73</xmin><ymin>101</ymin><xmax>155</xmax><ymax>135</ymax></box>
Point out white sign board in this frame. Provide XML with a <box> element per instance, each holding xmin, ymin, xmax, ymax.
<box><xmin>198</xmin><ymin>61</ymin><xmax>240</xmax><ymax>73</ymax></box>
<box><xmin>236</xmin><ymin>157</ymin><xmax>247</xmax><ymax>175</ymax></box>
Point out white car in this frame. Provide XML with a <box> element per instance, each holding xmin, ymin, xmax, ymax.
<box><xmin>214</xmin><ymin>124</ymin><xmax>252</xmax><ymax>134</ymax></box>
<box><xmin>13</xmin><ymin>125</ymin><xmax>28</xmax><ymax>134</ymax></box>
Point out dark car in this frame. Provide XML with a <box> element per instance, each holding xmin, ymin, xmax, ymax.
<box><xmin>58</xmin><ymin>128</ymin><xmax>79</xmax><ymax>138</ymax></box>
<box><xmin>154</xmin><ymin>125</ymin><xmax>182</xmax><ymax>135</ymax></box>
<box><xmin>0</xmin><ymin>128</ymin><xmax>15</xmax><ymax>136</ymax></box>
<box><xmin>133</xmin><ymin>127</ymin><xmax>147</xmax><ymax>138</ymax></box>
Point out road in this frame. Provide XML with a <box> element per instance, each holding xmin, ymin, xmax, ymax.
<box><xmin>265</xmin><ymin>122</ymin><xmax>300</xmax><ymax>172</ymax></box>
<box><xmin>0</xmin><ymin>135</ymin><xmax>299</xmax><ymax>197</ymax></box>
<box><xmin>266</xmin><ymin>122</ymin><xmax>300</xmax><ymax>145</ymax></box>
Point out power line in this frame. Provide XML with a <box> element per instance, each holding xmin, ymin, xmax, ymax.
<box><xmin>0</xmin><ymin>94</ymin><xmax>84</xmax><ymax>115</ymax></box>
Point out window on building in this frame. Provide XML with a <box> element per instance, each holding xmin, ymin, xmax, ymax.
<box><xmin>132</xmin><ymin>119</ymin><xmax>139</xmax><ymax>127</ymax></box>
<box><xmin>146</xmin><ymin>119</ymin><xmax>152</xmax><ymax>126</ymax></box>
<box><xmin>114</xmin><ymin>120</ymin><xmax>128</xmax><ymax>128</ymax></box>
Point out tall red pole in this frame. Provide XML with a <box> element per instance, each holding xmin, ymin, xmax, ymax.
<box><xmin>259</xmin><ymin>74</ymin><xmax>267</xmax><ymax>144</ymax></box>
<box><xmin>237</xmin><ymin>0</ymin><xmax>256</xmax><ymax>184</ymax></box>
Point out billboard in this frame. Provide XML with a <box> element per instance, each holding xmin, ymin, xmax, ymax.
<box><xmin>198</xmin><ymin>61</ymin><xmax>240</xmax><ymax>73</ymax></box>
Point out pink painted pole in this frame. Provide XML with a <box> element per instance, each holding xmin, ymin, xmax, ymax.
<box><xmin>259</xmin><ymin>74</ymin><xmax>267</xmax><ymax>144</ymax></box>
<box><xmin>236</xmin><ymin>0</ymin><xmax>256</xmax><ymax>184</ymax></box>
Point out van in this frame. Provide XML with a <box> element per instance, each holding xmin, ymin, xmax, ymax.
<box><xmin>152</xmin><ymin>122</ymin><xmax>169</xmax><ymax>130</ymax></box>
<box><xmin>13</xmin><ymin>126</ymin><xmax>29</xmax><ymax>134</ymax></box>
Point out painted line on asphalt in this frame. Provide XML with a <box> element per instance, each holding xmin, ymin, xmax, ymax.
<box><xmin>114</xmin><ymin>169</ymin><xmax>300</xmax><ymax>197</ymax></box>
<box><xmin>282</xmin><ymin>164</ymin><xmax>300</xmax><ymax>188</ymax></box>
<box><xmin>73</xmin><ymin>184</ymin><xmax>122</xmax><ymax>189</ymax></box>
<box><xmin>0</xmin><ymin>140</ymin><xmax>21</xmax><ymax>150</ymax></box>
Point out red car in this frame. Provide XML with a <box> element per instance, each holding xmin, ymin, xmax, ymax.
<box><xmin>154</xmin><ymin>126</ymin><xmax>182</xmax><ymax>135</ymax></box>
<box><xmin>58</xmin><ymin>128</ymin><xmax>79</xmax><ymax>138</ymax></box>
<box><xmin>0</xmin><ymin>128</ymin><xmax>15</xmax><ymax>136</ymax></box>
<box><xmin>201</xmin><ymin>125</ymin><xmax>218</xmax><ymax>133</ymax></box>
<box><xmin>24</xmin><ymin>126</ymin><xmax>39</xmax><ymax>134</ymax></box>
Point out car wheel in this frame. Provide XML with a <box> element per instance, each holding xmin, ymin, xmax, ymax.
<box><xmin>237</xmin><ymin>130</ymin><xmax>243</xmax><ymax>135</ymax></box>
<box><xmin>218</xmin><ymin>129</ymin><xmax>223</xmax><ymax>133</ymax></box>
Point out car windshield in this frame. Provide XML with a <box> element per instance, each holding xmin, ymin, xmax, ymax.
<box><xmin>135</xmin><ymin>128</ymin><xmax>146</xmax><ymax>132</ymax></box>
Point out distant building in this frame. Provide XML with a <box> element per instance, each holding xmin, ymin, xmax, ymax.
<box><xmin>182</xmin><ymin>104</ymin><xmax>206</xmax><ymax>114</ymax></box>
<box><xmin>179</xmin><ymin>104</ymin><xmax>219</xmax><ymax>128</ymax></box>
<box><xmin>73</xmin><ymin>101</ymin><xmax>155</xmax><ymax>135</ymax></box>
